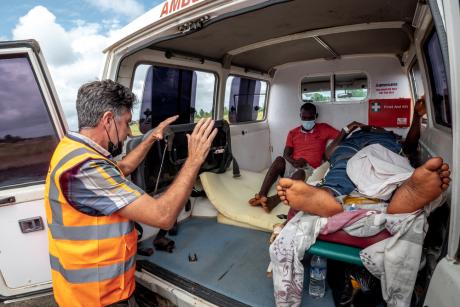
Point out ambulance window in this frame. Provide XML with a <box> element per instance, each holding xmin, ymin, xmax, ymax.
<box><xmin>224</xmin><ymin>76</ymin><xmax>267</xmax><ymax>123</ymax></box>
<box><xmin>409</xmin><ymin>61</ymin><xmax>425</xmax><ymax>100</ymax></box>
<box><xmin>334</xmin><ymin>73</ymin><xmax>368</xmax><ymax>102</ymax></box>
<box><xmin>132</xmin><ymin>64</ymin><xmax>216</xmax><ymax>134</ymax></box>
<box><xmin>423</xmin><ymin>30</ymin><xmax>451</xmax><ymax>128</ymax></box>
<box><xmin>0</xmin><ymin>55</ymin><xmax>59</xmax><ymax>189</ymax></box>
<box><xmin>409</xmin><ymin>60</ymin><xmax>427</xmax><ymax>125</ymax></box>
<box><xmin>301</xmin><ymin>76</ymin><xmax>331</xmax><ymax>103</ymax></box>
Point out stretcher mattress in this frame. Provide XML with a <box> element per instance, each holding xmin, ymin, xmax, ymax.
<box><xmin>200</xmin><ymin>168</ymin><xmax>288</xmax><ymax>232</ymax></box>
<box><xmin>200</xmin><ymin>162</ymin><xmax>330</xmax><ymax>232</ymax></box>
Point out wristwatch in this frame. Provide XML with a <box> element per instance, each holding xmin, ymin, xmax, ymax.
<box><xmin>343</xmin><ymin>126</ymin><xmax>350</xmax><ymax>134</ymax></box>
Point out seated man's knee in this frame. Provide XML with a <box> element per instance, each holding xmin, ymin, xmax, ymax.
<box><xmin>273</xmin><ymin>156</ymin><xmax>286</xmax><ymax>169</ymax></box>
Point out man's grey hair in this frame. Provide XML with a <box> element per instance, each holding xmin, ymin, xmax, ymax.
<box><xmin>76</xmin><ymin>79</ymin><xmax>136</xmax><ymax>129</ymax></box>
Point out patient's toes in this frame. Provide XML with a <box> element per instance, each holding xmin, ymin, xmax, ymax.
<box><xmin>440</xmin><ymin>170</ymin><xmax>451</xmax><ymax>178</ymax></box>
<box><xmin>440</xmin><ymin>163</ymin><xmax>450</xmax><ymax>172</ymax></box>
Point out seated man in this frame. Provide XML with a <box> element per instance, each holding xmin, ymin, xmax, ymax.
<box><xmin>249</xmin><ymin>102</ymin><xmax>357</xmax><ymax>212</ymax></box>
<box><xmin>276</xmin><ymin>98</ymin><xmax>451</xmax><ymax>216</ymax></box>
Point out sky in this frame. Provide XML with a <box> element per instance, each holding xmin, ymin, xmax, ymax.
<box><xmin>0</xmin><ymin>0</ymin><xmax>164</xmax><ymax>130</ymax></box>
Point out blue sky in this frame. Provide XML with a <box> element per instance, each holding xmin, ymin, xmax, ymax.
<box><xmin>0</xmin><ymin>0</ymin><xmax>164</xmax><ymax>130</ymax></box>
<box><xmin>0</xmin><ymin>1</ymin><xmax>164</xmax><ymax>40</ymax></box>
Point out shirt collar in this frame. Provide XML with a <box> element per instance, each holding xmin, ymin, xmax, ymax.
<box><xmin>68</xmin><ymin>131</ymin><xmax>111</xmax><ymax>158</ymax></box>
<box><xmin>300</xmin><ymin>126</ymin><xmax>315</xmax><ymax>134</ymax></box>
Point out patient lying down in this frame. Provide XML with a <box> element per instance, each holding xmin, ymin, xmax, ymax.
<box><xmin>277</xmin><ymin>156</ymin><xmax>450</xmax><ymax>216</ymax></box>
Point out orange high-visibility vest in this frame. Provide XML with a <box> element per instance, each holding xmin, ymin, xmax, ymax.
<box><xmin>44</xmin><ymin>136</ymin><xmax>138</xmax><ymax>307</ymax></box>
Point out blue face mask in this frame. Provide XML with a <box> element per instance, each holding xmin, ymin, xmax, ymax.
<box><xmin>301</xmin><ymin>120</ymin><xmax>316</xmax><ymax>131</ymax></box>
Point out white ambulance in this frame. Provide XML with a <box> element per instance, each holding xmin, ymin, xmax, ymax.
<box><xmin>1</xmin><ymin>0</ymin><xmax>459</xmax><ymax>306</ymax></box>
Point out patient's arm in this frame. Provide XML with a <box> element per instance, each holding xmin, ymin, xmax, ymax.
<box><xmin>402</xmin><ymin>97</ymin><xmax>426</xmax><ymax>157</ymax></box>
<box><xmin>325</xmin><ymin>121</ymin><xmax>363</xmax><ymax>160</ymax></box>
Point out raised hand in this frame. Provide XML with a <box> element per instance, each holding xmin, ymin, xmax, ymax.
<box><xmin>187</xmin><ymin>118</ymin><xmax>218</xmax><ymax>167</ymax></box>
<box><xmin>148</xmin><ymin>115</ymin><xmax>179</xmax><ymax>142</ymax></box>
<box><xmin>414</xmin><ymin>96</ymin><xmax>426</xmax><ymax>117</ymax></box>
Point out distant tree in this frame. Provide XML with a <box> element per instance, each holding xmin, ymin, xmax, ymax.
<box><xmin>1</xmin><ymin>134</ymin><xmax>22</xmax><ymax>143</ymax></box>
<box><xmin>351</xmin><ymin>89</ymin><xmax>365</xmax><ymax>97</ymax></box>
<box><xmin>312</xmin><ymin>93</ymin><xmax>326</xmax><ymax>102</ymax></box>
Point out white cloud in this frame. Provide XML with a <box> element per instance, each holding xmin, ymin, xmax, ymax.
<box><xmin>13</xmin><ymin>6</ymin><xmax>77</xmax><ymax>66</ymax></box>
<box><xmin>86</xmin><ymin>0</ymin><xmax>144</xmax><ymax>18</ymax></box>
<box><xmin>12</xmin><ymin>6</ymin><xmax>122</xmax><ymax>131</ymax></box>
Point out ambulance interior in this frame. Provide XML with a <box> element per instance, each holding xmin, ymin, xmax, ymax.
<box><xmin>116</xmin><ymin>1</ymin><xmax>452</xmax><ymax>306</ymax></box>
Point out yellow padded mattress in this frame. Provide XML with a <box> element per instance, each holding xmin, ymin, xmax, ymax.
<box><xmin>200</xmin><ymin>162</ymin><xmax>330</xmax><ymax>232</ymax></box>
<box><xmin>200</xmin><ymin>168</ymin><xmax>288</xmax><ymax>232</ymax></box>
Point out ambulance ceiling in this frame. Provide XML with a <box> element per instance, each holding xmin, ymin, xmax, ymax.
<box><xmin>151</xmin><ymin>0</ymin><xmax>417</xmax><ymax>72</ymax></box>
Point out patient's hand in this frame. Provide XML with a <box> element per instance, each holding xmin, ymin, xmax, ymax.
<box><xmin>346</xmin><ymin>121</ymin><xmax>364</xmax><ymax>132</ymax></box>
<box><xmin>414</xmin><ymin>96</ymin><xmax>426</xmax><ymax>117</ymax></box>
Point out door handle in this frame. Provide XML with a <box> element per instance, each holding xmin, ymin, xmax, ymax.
<box><xmin>18</xmin><ymin>217</ymin><xmax>45</xmax><ymax>233</ymax></box>
<box><xmin>0</xmin><ymin>196</ymin><xmax>15</xmax><ymax>205</ymax></box>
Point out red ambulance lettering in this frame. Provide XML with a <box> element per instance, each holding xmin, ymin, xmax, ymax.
<box><xmin>160</xmin><ymin>2</ymin><xmax>169</xmax><ymax>17</ymax></box>
<box><xmin>170</xmin><ymin>0</ymin><xmax>181</xmax><ymax>13</ymax></box>
<box><xmin>160</xmin><ymin>0</ymin><xmax>200</xmax><ymax>18</ymax></box>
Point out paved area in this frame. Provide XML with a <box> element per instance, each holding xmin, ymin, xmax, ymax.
<box><xmin>0</xmin><ymin>294</ymin><xmax>57</xmax><ymax>307</ymax></box>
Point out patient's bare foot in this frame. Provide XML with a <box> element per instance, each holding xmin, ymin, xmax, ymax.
<box><xmin>276</xmin><ymin>179</ymin><xmax>342</xmax><ymax>217</ymax></box>
<box><xmin>387</xmin><ymin>157</ymin><xmax>450</xmax><ymax>214</ymax></box>
<box><xmin>259</xmin><ymin>195</ymin><xmax>281</xmax><ymax>213</ymax></box>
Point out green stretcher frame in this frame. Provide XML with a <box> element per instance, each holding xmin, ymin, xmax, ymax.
<box><xmin>309</xmin><ymin>240</ymin><xmax>364</xmax><ymax>267</ymax></box>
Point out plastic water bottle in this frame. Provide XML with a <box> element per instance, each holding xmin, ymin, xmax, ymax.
<box><xmin>309</xmin><ymin>255</ymin><xmax>327</xmax><ymax>298</ymax></box>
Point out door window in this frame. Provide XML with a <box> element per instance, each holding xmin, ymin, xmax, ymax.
<box><xmin>224</xmin><ymin>76</ymin><xmax>268</xmax><ymax>123</ymax></box>
<box><xmin>423</xmin><ymin>30</ymin><xmax>451</xmax><ymax>128</ymax></box>
<box><xmin>132</xmin><ymin>64</ymin><xmax>216</xmax><ymax>134</ymax></box>
<box><xmin>0</xmin><ymin>55</ymin><xmax>59</xmax><ymax>189</ymax></box>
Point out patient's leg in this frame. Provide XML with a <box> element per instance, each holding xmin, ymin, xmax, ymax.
<box><xmin>249</xmin><ymin>156</ymin><xmax>286</xmax><ymax>207</ymax></box>
<box><xmin>260</xmin><ymin>169</ymin><xmax>307</xmax><ymax>213</ymax></box>
<box><xmin>387</xmin><ymin>157</ymin><xmax>450</xmax><ymax>214</ymax></box>
<box><xmin>276</xmin><ymin>179</ymin><xmax>343</xmax><ymax>217</ymax></box>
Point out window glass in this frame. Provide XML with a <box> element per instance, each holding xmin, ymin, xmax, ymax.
<box><xmin>409</xmin><ymin>61</ymin><xmax>425</xmax><ymax>101</ymax></box>
<box><xmin>409</xmin><ymin>60</ymin><xmax>427</xmax><ymax>125</ymax></box>
<box><xmin>0</xmin><ymin>55</ymin><xmax>59</xmax><ymax>189</ymax></box>
<box><xmin>301</xmin><ymin>76</ymin><xmax>331</xmax><ymax>103</ymax></box>
<box><xmin>334</xmin><ymin>73</ymin><xmax>368</xmax><ymax>102</ymax></box>
<box><xmin>132</xmin><ymin>64</ymin><xmax>216</xmax><ymax>134</ymax></box>
<box><xmin>224</xmin><ymin>76</ymin><xmax>267</xmax><ymax>123</ymax></box>
<box><xmin>423</xmin><ymin>30</ymin><xmax>451</xmax><ymax>128</ymax></box>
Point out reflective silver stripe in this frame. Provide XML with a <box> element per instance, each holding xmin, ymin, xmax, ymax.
<box><xmin>49</xmin><ymin>254</ymin><xmax>136</xmax><ymax>284</ymax></box>
<box><xmin>48</xmin><ymin>221</ymin><xmax>134</xmax><ymax>240</ymax></box>
<box><xmin>48</xmin><ymin>147</ymin><xmax>98</xmax><ymax>225</ymax></box>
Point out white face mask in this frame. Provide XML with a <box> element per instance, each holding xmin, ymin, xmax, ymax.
<box><xmin>301</xmin><ymin>120</ymin><xmax>316</xmax><ymax>131</ymax></box>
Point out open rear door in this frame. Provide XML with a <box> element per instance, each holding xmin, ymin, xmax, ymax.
<box><xmin>0</xmin><ymin>40</ymin><xmax>66</xmax><ymax>300</ymax></box>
